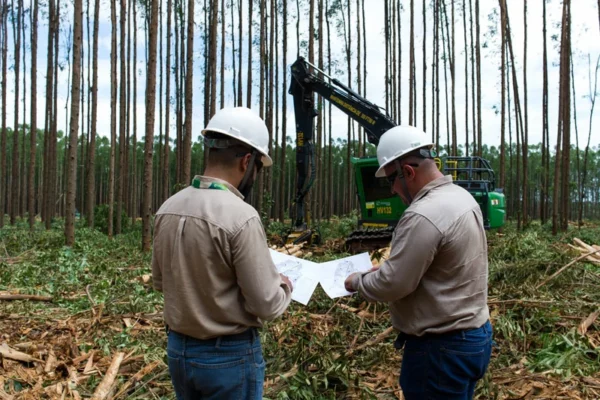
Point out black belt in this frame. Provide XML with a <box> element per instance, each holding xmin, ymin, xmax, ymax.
<box><xmin>394</xmin><ymin>323</ymin><xmax>486</xmax><ymax>349</ymax></box>
<box><xmin>167</xmin><ymin>326</ymin><xmax>258</xmax><ymax>342</ymax></box>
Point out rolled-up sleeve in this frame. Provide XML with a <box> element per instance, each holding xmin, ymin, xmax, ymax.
<box><xmin>355</xmin><ymin>212</ymin><xmax>442</xmax><ymax>303</ymax></box>
<box><xmin>230</xmin><ymin>217</ymin><xmax>292</xmax><ymax>321</ymax></box>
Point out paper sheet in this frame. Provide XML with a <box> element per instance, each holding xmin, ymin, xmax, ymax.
<box><xmin>269</xmin><ymin>249</ymin><xmax>320</xmax><ymax>305</ymax></box>
<box><xmin>319</xmin><ymin>252</ymin><xmax>373</xmax><ymax>299</ymax></box>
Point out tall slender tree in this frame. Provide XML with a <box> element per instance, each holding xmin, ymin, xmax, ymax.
<box><xmin>10</xmin><ymin>0</ymin><xmax>22</xmax><ymax>225</ymax></box>
<box><xmin>131</xmin><ymin>0</ymin><xmax>137</xmax><ymax>219</ymax></box>
<box><xmin>559</xmin><ymin>0</ymin><xmax>571</xmax><ymax>231</ymax></box>
<box><xmin>409</xmin><ymin>0</ymin><xmax>415</xmax><ymax>125</ymax></box>
<box><xmin>279</xmin><ymin>0</ymin><xmax>287</xmax><ymax>222</ymax></box>
<box><xmin>142</xmin><ymin>0</ymin><xmax>159</xmax><ymax>251</ymax></box>
<box><xmin>65</xmin><ymin>0</ymin><xmax>83</xmax><ymax>246</ymax></box>
<box><xmin>28</xmin><ymin>0</ymin><xmax>38</xmax><ymax>229</ymax></box>
<box><xmin>541</xmin><ymin>0</ymin><xmax>549</xmax><ymax>224</ymax></box>
<box><xmin>43</xmin><ymin>0</ymin><xmax>55</xmax><ymax>228</ymax></box>
<box><xmin>246</xmin><ymin>0</ymin><xmax>252</xmax><ymax>108</ymax></box>
<box><xmin>87</xmin><ymin>0</ymin><xmax>99</xmax><ymax>227</ymax></box>
<box><xmin>422</xmin><ymin>0</ymin><xmax>427</xmax><ymax>130</ymax></box>
<box><xmin>499</xmin><ymin>0</ymin><xmax>506</xmax><ymax>190</ymax></box>
<box><xmin>0</xmin><ymin>0</ymin><xmax>7</xmax><ymax>227</ymax></box>
<box><xmin>20</xmin><ymin>2</ymin><xmax>26</xmax><ymax>218</ymax></box>
<box><xmin>522</xmin><ymin>0</ymin><xmax>529</xmax><ymax>225</ymax></box>
<box><xmin>237</xmin><ymin>0</ymin><xmax>243</xmax><ymax>105</ymax></box>
<box><xmin>184</xmin><ymin>0</ymin><xmax>195</xmax><ymax>185</ymax></box>
<box><xmin>108</xmin><ymin>0</ymin><xmax>117</xmax><ymax>237</ymax></box>
<box><xmin>230</xmin><ymin>0</ymin><xmax>236</xmax><ymax>104</ymax></box>
<box><xmin>475</xmin><ymin>0</ymin><xmax>482</xmax><ymax>155</ymax></box>
<box><xmin>117</xmin><ymin>0</ymin><xmax>127</xmax><ymax>234</ymax></box>
<box><xmin>462</xmin><ymin>0</ymin><xmax>468</xmax><ymax>155</ymax></box>
<box><xmin>220</xmin><ymin>0</ymin><xmax>225</xmax><ymax>108</ymax></box>
<box><xmin>163</xmin><ymin>0</ymin><xmax>172</xmax><ymax>203</ymax></box>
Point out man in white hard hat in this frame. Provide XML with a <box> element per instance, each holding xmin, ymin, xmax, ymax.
<box><xmin>152</xmin><ymin>107</ymin><xmax>293</xmax><ymax>400</ymax></box>
<box><xmin>345</xmin><ymin>126</ymin><xmax>493</xmax><ymax>400</ymax></box>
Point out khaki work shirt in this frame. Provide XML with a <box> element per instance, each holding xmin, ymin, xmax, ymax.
<box><xmin>353</xmin><ymin>175</ymin><xmax>490</xmax><ymax>336</ymax></box>
<box><xmin>152</xmin><ymin>176</ymin><xmax>292</xmax><ymax>340</ymax></box>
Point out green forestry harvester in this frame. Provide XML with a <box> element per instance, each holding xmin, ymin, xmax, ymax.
<box><xmin>287</xmin><ymin>57</ymin><xmax>505</xmax><ymax>252</ymax></box>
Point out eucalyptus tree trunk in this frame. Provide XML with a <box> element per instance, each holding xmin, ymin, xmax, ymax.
<box><xmin>220</xmin><ymin>0</ymin><xmax>225</xmax><ymax>109</ymax></box>
<box><xmin>237</xmin><ymin>0</ymin><xmax>243</xmax><ymax>105</ymax></box>
<box><xmin>65</xmin><ymin>0</ymin><xmax>83</xmax><ymax>246</ymax></box>
<box><xmin>29</xmin><ymin>0</ymin><xmax>38</xmax><ymax>229</ymax></box>
<box><xmin>0</xmin><ymin>0</ymin><xmax>8</xmax><ymax>227</ymax></box>
<box><xmin>409</xmin><ymin>0</ymin><xmax>415</xmax><ymax>125</ymax></box>
<box><xmin>142</xmin><ymin>0</ymin><xmax>159</xmax><ymax>252</ymax></box>
<box><xmin>163</xmin><ymin>0</ymin><xmax>172</xmax><ymax>204</ymax></box>
<box><xmin>279</xmin><ymin>0</ymin><xmax>288</xmax><ymax>222</ymax></box>
<box><xmin>499</xmin><ymin>0</ymin><xmax>506</xmax><ymax>191</ymax></box>
<box><xmin>87</xmin><ymin>0</ymin><xmax>99</xmax><ymax>227</ymax></box>
<box><xmin>117</xmin><ymin>0</ymin><xmax>127</xmax><ymax>234</ymax></box>
<box><xmin>246</xmin><ymin>0</ymin><xmax>252</xmax><ymax>107</ymax></box>
<box><xmin>541</xmin><ymin>0</ymin><xmax>549</xmax><ymax>224</ymax></box>
<box><xmin>182</xmin><ymin>0</ymin><xmax>195</xmax><ymax>185</ymax></box>
<box><xmin>43</xmin><ymin>0</ymin><xmax>56</xmax><ymax>229</ymax></box>
<box><xmin>108</xmin><ymin>0</ymin><xmax>117</xmax><ymax>238</ymax></box>
<box><xmin>475</xmin><ymin>0</ymin><xmax>482</xmax><ymax>156</ymax></box>
<box><xmin>10</xmin><ymin>0</ymin><xmax>22</xmax><ymax>225</ymax></box>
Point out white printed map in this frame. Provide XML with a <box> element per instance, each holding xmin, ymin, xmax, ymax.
<box><xmin>269</xmin><ymin>249</ymin><xmax>320</xmax><ymax>305</ymax></box>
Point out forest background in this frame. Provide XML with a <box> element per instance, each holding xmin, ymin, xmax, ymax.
<box><xmin>0</xmin><ymin>0</ymin><xmax>599</xmax><ymax>245</ymax></box>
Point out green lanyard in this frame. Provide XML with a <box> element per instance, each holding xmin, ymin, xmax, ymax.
<box><xmin>191</xmin><ymin>177</ymin><xmax>230</xmax><ymax>192</ymax></box>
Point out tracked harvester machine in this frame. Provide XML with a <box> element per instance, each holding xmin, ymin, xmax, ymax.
<box><xmin>287</xmin><ymin>57</ymin><xmax>505</xmax><ymax>252</ymax></box>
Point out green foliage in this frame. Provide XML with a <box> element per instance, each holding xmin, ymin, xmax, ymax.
<box><xmin>528</xmin><ymin>331</ymin><xmax>600</xmax><ymax>378</ymax></box>
<box><xmin>261</xmin><ymin>191</ymin><xmax>276</xmax><ymax>228</ymax></box>
<box><xmin>93</xmin><ymin>204</ymin><xmax>130</xmax><ymax>234</ymax></box>
<box><xmin>316</xmin><ymin>211</ymin><xmax>359</xmax><ymax>242</ymax></box>
<box><xmin>2</xmin><ymin>220</ymin><xmax>600</xmax><ymax>397</ymax></box>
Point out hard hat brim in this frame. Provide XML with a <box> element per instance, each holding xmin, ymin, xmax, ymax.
<box><xmin>202</xmin><ymin>127</ymin><xmax>273</xmax><ymax>167</ymax></box>
<box><xmin>374</xmin><ymin>142</ymin><xmax>434</xmax><ymax>178</ymax></box>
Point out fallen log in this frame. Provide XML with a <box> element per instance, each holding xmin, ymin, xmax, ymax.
<box><xmin>574</xmin><ymin>238</ymin><xmax>600</xmax><ymax>261</ymax></box>
<box><xmin>0</xmin><ymin>294</ymin><xmax>53</xmax><ymax>301</ymax></box>
<box><xmin>0</xmin><ymin>343</ymin><xmax>42</xmax><ymax>363</ymax></box>
<box><xmin>91</xmin><ymin>352</ymin><xmax>125</xmax><ymax>400</ymax></box>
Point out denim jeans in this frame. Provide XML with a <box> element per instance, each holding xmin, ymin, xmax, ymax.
<box><xmin>167</xmin><ymin>328</ymin><xmax>265</xmax><ymax>400</ymax></box>
<box><xmin>397</xmin><ymin>320</ymin><xmax>493</xmax><ymax>400</ymax></box>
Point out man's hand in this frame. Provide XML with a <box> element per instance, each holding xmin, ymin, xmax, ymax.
<box><xmin>344</xmin><ymin>272</ymin><xmax>361</xmax><ymax>292</ymax></box>
<box><xmin>280</xmin><ymin>274</ymin><xmax>294</xmax><ymax>292</ymax></box>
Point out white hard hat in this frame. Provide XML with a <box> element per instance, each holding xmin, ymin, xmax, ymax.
<box><xmin>201</xmin><ymin>107</ymin><xmax>273</xmax><ymax>167</ymax></box>
<box><xmin>375</xmin><ymin>126</ymin><xmax>434</xmax><ymax>177</ymax></box>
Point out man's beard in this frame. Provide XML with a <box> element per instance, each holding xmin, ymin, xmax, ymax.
<box><xmin>238</xmin><ymin>173</ymin><xmax>256</xmax><ymax>203</ymax></box>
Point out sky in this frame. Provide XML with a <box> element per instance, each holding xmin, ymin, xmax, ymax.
<box><xmin>2</xmin><ymin>0</ymin><xmax>600</xmax><ymax>152</ymax></box>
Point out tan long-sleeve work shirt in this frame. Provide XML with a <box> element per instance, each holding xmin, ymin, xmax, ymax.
<box><xmin>152</xmin><ymin>176</ymin><xmax>292</xmax><ymax>340</ymax></box>
<box><xmin>352</xmin><ymin>175</ymin><xmax>490</xmax><ymax>336</ymax></box>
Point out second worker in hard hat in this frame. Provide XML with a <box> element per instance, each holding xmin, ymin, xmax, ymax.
<box><xmin>345</xmin><ymin>126</ymin><xmax>493</xmax><ymax>400</ymax></box>
<box><xmin>152</xmin><ymin>107</ymin><xmax>293</xmax><ymax>400</ymax></box>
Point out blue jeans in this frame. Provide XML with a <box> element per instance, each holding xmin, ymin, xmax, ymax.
<box><xmin>397</xmin><ymin>320</ymin><xmax>493</xmax><ymax>400</ymax></box>
<box><xmin>167</xmin><ymin>328</ymin><xmax>265</xmax><ymax>400</ymax></box>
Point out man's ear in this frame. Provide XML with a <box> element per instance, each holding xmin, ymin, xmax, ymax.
<box><xmin>403</xmin><ymin>165</ymin><xmax>415</xmax><ymax>180</ymax></box>
<box><xmin>240</xmin><ymin>153</ymin><xmax>251</xmax><ymax>173</ymax></box>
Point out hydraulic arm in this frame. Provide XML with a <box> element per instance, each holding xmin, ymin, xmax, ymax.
<box><xmin>287</xmin><ymin>56</ymin><xmax>505</xmax><ymax>248</ymax></box>
<box><xmin>288</xmin><ymin>57</ymin><xmax>396</xmax><ymax>233</ymax></box>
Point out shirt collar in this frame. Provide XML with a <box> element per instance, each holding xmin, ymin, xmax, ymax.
<box><xmin>412</xmin><ymin>175</ymin><xmax>453</xmax><ymax>203</ymax></box>
<box><xmin>192</xmin><ymin>175</ymin><xmax>245</xmax><ymax>200</ymax></box>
